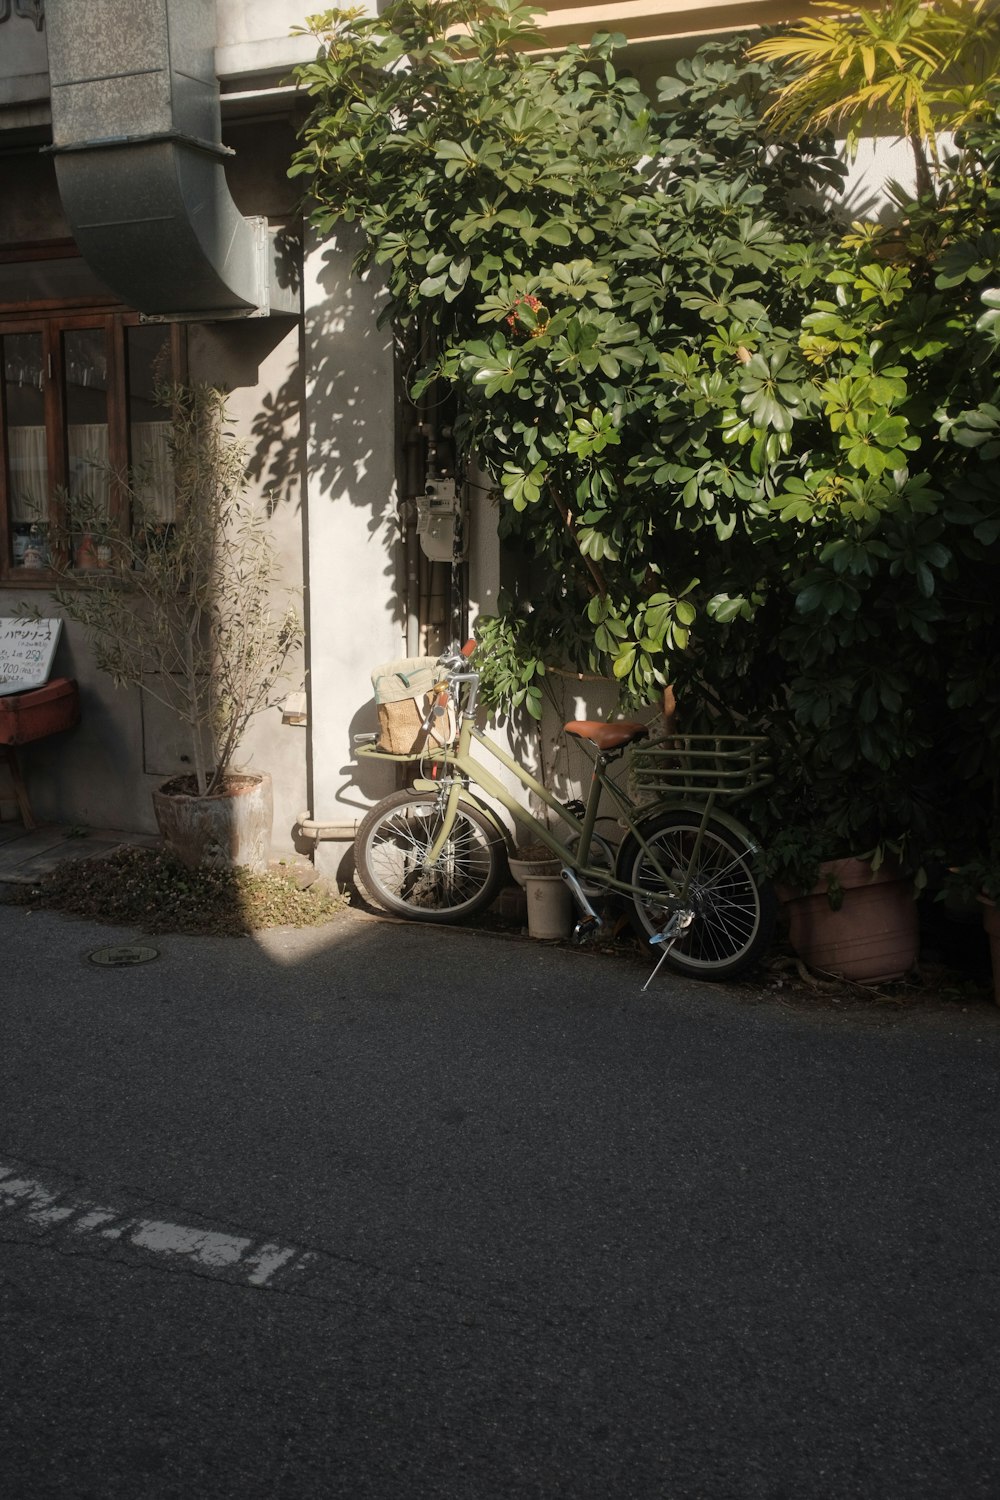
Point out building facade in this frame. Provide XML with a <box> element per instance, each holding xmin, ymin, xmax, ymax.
<box><xmin>0</xmin><ymin>0</ymin><xmax>814</xmax><ymax>875</ymax></box>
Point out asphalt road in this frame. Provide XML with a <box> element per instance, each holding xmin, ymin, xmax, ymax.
<box><xmin>1</xmin><ymin>902</ymin><xmax>998</xmax><ymax>1499</ymax></box>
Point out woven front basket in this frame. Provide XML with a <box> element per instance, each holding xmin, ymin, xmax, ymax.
<box><xmin>371</xmin><ymin>656</ymin><xmax>454</xmax><ymax>754</ymax></box>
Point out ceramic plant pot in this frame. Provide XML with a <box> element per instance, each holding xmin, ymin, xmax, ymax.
<box><xmin>778</xmin><ymin>857</ymin><xmax>918</xmax><ymax>983</ymax></box>
<box><xmin>152</xmin><ymin>771</ymin><xmax>273</xmax><ymax>872</ymax></box>
<box><xmin>524</xmin><ymin>874</ymin><xmax>573</xmax><ymax>940</ymax></box>
<box><xmin>508</xmin><ymin>853</ymin><xmax>563</xmax><ymax>889</ymax></box>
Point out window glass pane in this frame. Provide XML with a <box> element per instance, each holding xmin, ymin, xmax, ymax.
<box><xmin>2</xmin><ymin>331</ymin><xmax>49</xmax><ymax>567</ymax></box>
<box><xmin>64</xmin><ymin>328</ymin><xmax>111</xmax><ymax>558</ymax></box>
<box><xmin>2</xmin><ymin>316</ymin><xmax>184</xmax><ymax>574</ymax></box>
<box><xmin>127</xmin><ymin>326</ymin><xmax>175</xmax><ymax>523</ymax></box>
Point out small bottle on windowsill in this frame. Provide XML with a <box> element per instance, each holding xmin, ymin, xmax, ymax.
<box><xmin>75</xmin><ymin>533</ymin><xmax>98</xmax><ymax>570</ymax></box>
<box><xmin>11</xmin><ymin>526</ymin><xmax>30</xmax><ymax>567</ymax></box>
<box><xmin>21</xmin><ymin>525</ymin><xmax>48</xmax><ymax>569</ymax></box>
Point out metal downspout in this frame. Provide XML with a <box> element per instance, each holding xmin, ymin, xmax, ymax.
<box><xmin>43</xmin><ymin>0</ymin><xmax>296</xmax><ymax>318</ymax></box>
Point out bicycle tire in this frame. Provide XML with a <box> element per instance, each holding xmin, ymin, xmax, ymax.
<box><xmin>618</xmin><ymin>808</ymin><xmax>776</xmax><ymax>979</ymax></box>
<box><xmin>354</xmin><ymin>789</ymin><xmax>508</xmax><ymax>922</ymax></box>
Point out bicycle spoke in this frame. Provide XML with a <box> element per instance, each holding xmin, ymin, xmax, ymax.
<box><xmin>371</xmin><ymin>819</ymin><xmax>490</xmax><ymax>907</ymax></box>
<box><xmin>626</xmin><ymin>811</ymin><xmax>775</xmax><ymax>978</ymax></box>
<box><xmin>357</xmin><ymin>793</ymin><xmax>505</xmax><ymax>920</ymax></box>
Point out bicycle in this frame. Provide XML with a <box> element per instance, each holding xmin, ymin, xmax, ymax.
<box><xmin>352</xmin><ymin>642</ymin><xmax>777</xmax><ymax>984</ymax></box>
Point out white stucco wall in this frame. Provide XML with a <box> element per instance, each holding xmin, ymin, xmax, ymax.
<box><xmin>301</xmin><ymin>226</ymin><xmax>403</xmax><ymax>876</ymax></box>
<box><xmin>215</xmin><ymin>0</ymin><xmax>317</xmax><ymax>79</ymax></box>
<box><xmin>839</xmin><ymin>135</ymin><xmax>919</xmax><ymax>221</ymax></box>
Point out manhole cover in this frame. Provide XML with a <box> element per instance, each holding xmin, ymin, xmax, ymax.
<box><xmin>87</xmin><ymin>945</ymin><xmax>160</xmax><ymax>968</ymax></box>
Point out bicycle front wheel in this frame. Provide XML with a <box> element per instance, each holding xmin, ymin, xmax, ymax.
<box><xmin>354</xmin><ymin>790</ymin><xmax>508</xmax><ymax>922</ymax></box>
<box><xmin>620</xmin><ymin>809</ymin><xmax>776</xmax><ymax>979</ymax></box>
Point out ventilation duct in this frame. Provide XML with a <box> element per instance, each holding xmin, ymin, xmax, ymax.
<box><xmin>44</xmin><ymin>0</ymin><xmax>297</xmax><ymax>319</ymax></box>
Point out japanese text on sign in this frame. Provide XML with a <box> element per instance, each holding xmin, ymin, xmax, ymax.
<box><xmin>0</xmin><ymin>618</ymin><xmax>61</xmax><ymax>696</ymax></box>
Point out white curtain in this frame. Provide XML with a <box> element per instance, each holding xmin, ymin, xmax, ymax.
<box><xmin>7</xmin><ymin>425</ymin><xmax>47</xmax><ymax>521</ymax></box>
<box><xmin>8</xmin><ymin>421</ymin><xmax>175</xmax><ymax>525</ymax></box>
<box><xmin>67</xmin><ymin>422</ymin><xmax>111</xmax><ymax>511</ymax></box>
<box><xmin>131</xmin><ymin>420</ymin><xmax>175</xmax><ymax>521</ymax></box>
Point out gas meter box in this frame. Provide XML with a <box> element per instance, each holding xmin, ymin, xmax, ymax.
<box><xmin>416</xmin><ymin>480</ymin><xmax>466</xmax><ymax>562</ymax></box>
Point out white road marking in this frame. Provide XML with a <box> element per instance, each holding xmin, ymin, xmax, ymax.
<box><xmin>130</xmin><ymin>1220</ymin><xmax>251</xmax><ymax>1270</ymax></box>
<box><xmin>0</xmin><ymin>1161</ymin><xmax>310</xmax><ymax>1288</ymax></box>
<box><xmin>0</xmin><ymin>1175</ymin><xmax>77</xmax><ymax>1225</ymax></box>
<box><xmin>73</xmin><ymin>1209</ymin><xmax>120</xmax><ymax>1233</ymax></box>
<box><xmin>245</xmin><ymin>1244</ymin><xmax>298</xmax><ymax>1285</ymax></box>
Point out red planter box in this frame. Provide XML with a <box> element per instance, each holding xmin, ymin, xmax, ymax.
<box><xmin>0</xmin><ymin>678</ymin><xmax>80</xmax><ymax>746</ymax></box>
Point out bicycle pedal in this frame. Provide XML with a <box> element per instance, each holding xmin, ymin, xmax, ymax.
<box><xmin>572</xmin><ymin>916</ymin><xmax>603</xmax><ymax>944</ymax></box>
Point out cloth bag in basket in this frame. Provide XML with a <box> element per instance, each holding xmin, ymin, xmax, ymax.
<box><xmin>371</xmin><ymin>656</ymin><xmax>456</xmax><ymax>754</ymax></box>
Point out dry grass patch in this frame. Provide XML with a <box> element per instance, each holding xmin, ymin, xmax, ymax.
<box><xmin>8</xmin><ymin>845</ymin><xmax>345</xmax><ymax>936</ymax></box>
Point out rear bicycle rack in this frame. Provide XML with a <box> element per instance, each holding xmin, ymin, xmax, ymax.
<box><xmin>630</xmin><ymin>733</ymin><xmax>772</xmax><ymax>806</ymax></box>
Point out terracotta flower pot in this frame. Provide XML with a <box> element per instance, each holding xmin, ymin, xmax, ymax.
<box><xmin>778</xmin><ymin>857</ymin><xmax>918</xmax><ymax>983</ymax></box>
<box><xmin>152</xmin><ymin>771</ymin><xmax>273</xmax><ymax>872</ymax></box>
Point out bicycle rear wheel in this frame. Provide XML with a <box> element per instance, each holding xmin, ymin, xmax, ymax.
<box><xmin>619</xmin><ymin>808</ymin><xmax>776</xmax><ymax>979</ymax></box>
<box><xmin>354</xmin><ymin>790</ymin><xmax>507</xmax><ymax>922</ymax></box>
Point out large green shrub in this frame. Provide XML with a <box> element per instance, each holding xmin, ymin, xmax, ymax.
<box><xmin>292</xmin><ymin>1</ymin><xmax>1000</xmax><ymax>880</ymax></box>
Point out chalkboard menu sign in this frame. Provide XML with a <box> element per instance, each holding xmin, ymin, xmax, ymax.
<box><xmin>0</xmin><ymin>618</ymin><xmax>62</xmax><ymax>697</ymax></box>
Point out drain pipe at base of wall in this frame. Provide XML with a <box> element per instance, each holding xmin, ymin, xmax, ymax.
<box><xmin>297</xmin><ymin>817</ymin><xmax>359</xmax><ymax>846</ymax></box>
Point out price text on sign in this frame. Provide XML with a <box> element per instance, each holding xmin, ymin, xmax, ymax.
<box><xmin>0</xmin><ymin>618</ymin><xmax>62</xmax><ymax>696</ymax></box>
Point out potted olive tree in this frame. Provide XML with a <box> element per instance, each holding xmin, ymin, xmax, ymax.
<box><xmin>50</xmin><ymin>383</ymin><xmax>301</xmax><ymax>870</ymax></box>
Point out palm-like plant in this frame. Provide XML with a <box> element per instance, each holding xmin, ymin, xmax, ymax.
<box><xmin>750</xmin><ymin>0</ymin><xmax>1000</xmax><ymax>196</ymax></box>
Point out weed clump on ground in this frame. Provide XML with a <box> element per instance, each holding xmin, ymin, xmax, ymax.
<box><xmin>8</xmin><ymin>845</ymin><xmax>345</xmax><ymax>936</ymax></box>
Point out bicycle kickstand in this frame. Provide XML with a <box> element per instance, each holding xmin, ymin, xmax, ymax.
<box><xmin>641</xmin><ymin>910</ymin><xmax>695</xmax><ymax>993</ymax></box>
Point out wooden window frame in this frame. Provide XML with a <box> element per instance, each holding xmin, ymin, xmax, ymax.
<box><xmin>0</xmin><ymin>303</ymin><xmax>185</xmax><ymax>587</ymax></box>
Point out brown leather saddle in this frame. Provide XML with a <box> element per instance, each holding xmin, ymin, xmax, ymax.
<box><xmin>563</xmin><ymin>720</ymin><xmax>649</xmax><ymax>753</ymax></box>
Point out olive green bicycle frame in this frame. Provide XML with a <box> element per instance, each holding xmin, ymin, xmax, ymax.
<box><xmin>362</xmin><ymin>685</ymin><xmax>718</xmax><ymax>907</ymax></box>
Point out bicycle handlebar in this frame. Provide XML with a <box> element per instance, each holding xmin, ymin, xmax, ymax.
<box><xmin>431</xmin><ymin>639</ymin><xmax>478</xmax><ymax>677</ymax></box>
<box><xmin>419</xmin><ymin>640</ymin><xmax>480</xmax><ymax>733</ymax></box>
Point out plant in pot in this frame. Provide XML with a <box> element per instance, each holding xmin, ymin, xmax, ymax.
<box><xmin>766</xmin><ymin>828</ymin><xmax>920</xmax><ymax>985</ymax></box>
<box><xmin>750</xmin><ymin>739</ymin><xmax>922</xmax><ymax>986</ymax></box>
<box><xmin>48</xmin><ymin>383</ymin><xmax>301</xmax><ymax>871</ymax></box>
<box><xmin>508</xmin><ymin>841</ymin><xmax>563</xmax><ymax>887</ymax></box>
